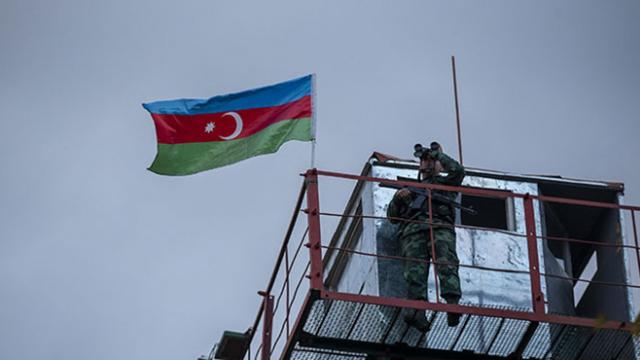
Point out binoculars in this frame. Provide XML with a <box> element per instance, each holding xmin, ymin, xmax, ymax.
<box><xmin>413</xmin><ymin>142</ymin><xmax>441</xmax><ymax>159</ymax></box>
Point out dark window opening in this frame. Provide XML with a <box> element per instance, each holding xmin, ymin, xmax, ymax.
<box><xmin>539</xmin><ymin>182</ymin><xmax>629</xmax><ymax>322</ymax></box>
<box><xmin>460</xmin><ymin>193</ymin><xmax>514</xmax><ymax>231</ymax></box>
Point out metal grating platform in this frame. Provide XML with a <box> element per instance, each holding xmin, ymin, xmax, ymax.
<box><xmin>285</xmin><ymin>297</ymin><xmax>639</xmax><ymax>360</ymax></box>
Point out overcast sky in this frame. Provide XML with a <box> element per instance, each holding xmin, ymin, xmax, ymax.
<box><xmin>1</xmin><ymin>1</ymin><xmax>639</xmax><ymax>359</ymax></box>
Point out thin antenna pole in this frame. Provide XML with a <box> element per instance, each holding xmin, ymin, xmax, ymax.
<box><xmin>451</xmin><ymin>56</ymin><xmax>464</xmax><ymax>165</ymax></box>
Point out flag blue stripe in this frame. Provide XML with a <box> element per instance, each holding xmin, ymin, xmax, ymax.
<box><xmin>142</xmin><ymin>75</ymin><xmax>312</xmax><ymax>115</ymax></box>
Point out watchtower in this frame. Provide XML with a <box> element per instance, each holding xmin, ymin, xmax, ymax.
<box><xmin>209</xmin><ymin>153</ymin><xmax>640</xmax><ymax>360</ymax></box>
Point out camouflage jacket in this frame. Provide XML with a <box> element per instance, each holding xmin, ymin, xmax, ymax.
<box><xmin>387</xmin><ymin>151</ymin><xmax>465</xmax><ymax>232</ymax></box>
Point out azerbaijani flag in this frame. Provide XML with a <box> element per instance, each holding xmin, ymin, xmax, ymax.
<box><xmin>143</xmin><ymin>74</ymin><xmax>315</xmax><ymax>175</ymax></box>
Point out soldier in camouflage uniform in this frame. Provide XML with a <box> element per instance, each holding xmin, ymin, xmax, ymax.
<box><xmin>387</xmin><ymin>142</ymin><xmax>465</xmax><ymax>330</ymax></box>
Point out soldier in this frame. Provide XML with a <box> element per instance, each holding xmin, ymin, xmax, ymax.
<box><xmin>386</xmin><ymin>142</ymin><xmax>465</xmax><ymax>331</ymax></box>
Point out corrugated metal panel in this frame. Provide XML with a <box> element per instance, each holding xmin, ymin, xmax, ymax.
<box><xmin>421</xmin><ymin>311</ymin><xmax>466</xmax><ymax>350</ymax></box>
<box><xmin>288</xmin><ymin>297</ymin><xmax>637</xmax><ymax>359</ymax></box>
<box><xmin>290</xmin><ymin>345</ymin><xmax>364</xmax><ymax>360</ymax></box>
<box><xmin>348</xmin><ymin>304</ymin><xmax>394</xmax><ymax>343</ymax></box>
<box><xmin>522</xmin><ymin>322</ymin><xmax>553</xmax><ymax>359</ymax></box>
<box><xmin>578</xmin><ymin>329</ymin><xmax>631</xmax><ymax>360</ymax></box>
<box><xmin>303</xmin><ymin>300</ymin><xmax>327</xmax><ymax>335</ymax></box>
<box><xmin>317</xmin><ymin>301</ymin><xmax>360</xmax><ymax>339</ymax></box>
<box><xmin>453</xmin><ymin>313</ymin><xmax>502</xmax><ymax>353</ymax></box>
<box><xmin>551</xmin><ymin>326</ymin><xmax>592</xmax><ymax>359</ymax></box>
<box><xmin>487</xmin><ymin>317</ymin><xmax>529</xmax><ymax>356</ymax></box>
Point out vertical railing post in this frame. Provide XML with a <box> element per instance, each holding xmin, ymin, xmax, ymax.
<box><xmin>631</xmin><ymin>210</ymin><xmax>640</xmax><ymax>283</ymax></box>
<box><xmin>259</xmin><ymin>292</ymin><xmax>274</xmax><ymax>360</ymax></box>
<box><xmin>305</xmin><ymin>169</ymin><xmax>324</xmax><ymax>290</ymax></box>
<box><xmin>284</xmin><ymin>247</ymin><xmax>291</xmax><ymax>336</ymax></box>
<box><xmin>523</xmin><ymin>195</ymin><xmax>545</xmax><ymax>314</ymax></box>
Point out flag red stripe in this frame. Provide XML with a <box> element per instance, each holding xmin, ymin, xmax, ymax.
<box><xmin>152</xmin><ymin>95</ymin><xmax>311</xmax><ymax>144</ymax></box>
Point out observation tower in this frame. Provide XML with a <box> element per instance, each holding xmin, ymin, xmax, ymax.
<box><xmin>208</xmin><ymin>153</ymin><xmax>640</xmax><ymax>360</ymax></box>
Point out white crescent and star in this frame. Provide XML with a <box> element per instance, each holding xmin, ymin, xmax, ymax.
<box><xmin>203</xmin><ymin>111</ymin><xmax>244</xmax><ymax>140</ymax></box>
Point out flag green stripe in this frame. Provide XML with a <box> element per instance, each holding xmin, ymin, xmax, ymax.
<box><xmin>149</xmin><ymin>117</ymin><xmax>313</xmax><ymax>175</ymax></box>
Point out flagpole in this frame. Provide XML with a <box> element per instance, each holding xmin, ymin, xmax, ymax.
<box><xmin>311</xmin><ymin>73</ymin><xmax>318</xmax><ymax>169</ymax></box>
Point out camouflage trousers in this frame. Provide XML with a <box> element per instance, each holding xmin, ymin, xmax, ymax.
<box><xmin>399</xmin><ymin>225</ymin><xmax>461</xmax><ymax>302</ymax></box>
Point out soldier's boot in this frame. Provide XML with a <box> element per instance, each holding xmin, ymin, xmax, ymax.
<box><xmin>403</xmin><ymin>309</ymin><xmax>431</xmax><ymax>333</ymax></box>
<box><xmin>444</xmin><ymin>296</ymin><xmax>461</xmax><ymax>327</ymax></box>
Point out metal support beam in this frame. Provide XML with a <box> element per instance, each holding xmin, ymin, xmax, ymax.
<box><xmin>523</xmin><ymin>195</ymin><xmax>545</xmax><ymax>314</ymax></box>
<box><xmin>261</xmin><ymin>294</ymin><xmax>274</xmax><ymax>360</ymax></box>
<box><xmin>319</xmin><ymin>290</ymin><xmax>635</xmax><ymax>332</ymax></box>
<box><xmin>305</xmin><ymin>169</ymin><xmax>324</xmax><ymax>290</ymax></box>
<box><xmin>631</xmin><ymin>211</ymin><xmax>640</xmax><ymax>284</ymax></box>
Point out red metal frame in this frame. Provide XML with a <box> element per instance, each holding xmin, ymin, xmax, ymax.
<box><xmin>316</xmin><ymin>244</ymin><xmax>640</xmax><ymax>290</ymax></box>
<box><xmin>242</xmin><ymin>169</ymin><xmax>640</xmax><ymax>360</ymax></box>
<box><xmin>316</xmin><ymin>210</ymin><xmax>640</xmax><ymax>251</ymax></box>
<box><xmin>632</xmin><ymin>210</ymin><xmax>640</xmax><ymax>280</ymax></box>
<box><xmin>304</xmin><ymin>170</ymin><xmax>638</xmax><ymax>329</ymax></box>
<box><xmin>304</xmin><ymin>169</ymin><xmax>324</xmax><ymax>290</ymax></box>
<box><xmin>284</xmin><ymin>247</ymin><xmax>290</xmax><ymax>337</ymax></box>
<box><xmin>523</xmin><ymin>195</ymin><xmax>545</xmax><ymax>314</ymax></box>
<box><xmin>318</xmin><ymin>290</ymin><xmax>635</xmax><ymax>332</ymax></box>
<box><xmin>261</xmin><ymin>293</ymin><xmax>274</xmax><ymax>360</ymax></box>
<box><xmin>316</xmin><ymin>209</ymin><xmax>640</xmax><ymax>262</ymax></box>
<box><xmin>315</xmin><ymin>169</ymin><xmax>640</xmax><ymax>211</ymax></box>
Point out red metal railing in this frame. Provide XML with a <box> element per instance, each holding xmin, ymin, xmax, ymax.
<box><xmin>243</xmin><ymin>168</ymin><xmax>640</xmax><ymax>360</ymax></box>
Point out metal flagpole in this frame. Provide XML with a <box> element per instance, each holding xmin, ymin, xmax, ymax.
<box><xmin>311</xmin><ymin>73</ymin><xmax>318</xmax><ymax>168</ymax></box>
